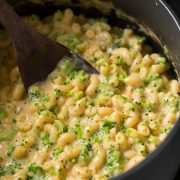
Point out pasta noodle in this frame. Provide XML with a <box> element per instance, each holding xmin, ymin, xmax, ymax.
<box><xmin>0</xmin><ymin>8</ymin><xmax>179</xmax><ymax>180</ymax></box>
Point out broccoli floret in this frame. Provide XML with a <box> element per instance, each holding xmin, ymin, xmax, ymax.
<box><xmin>119</xmin><ymin>124</ymin><xmax>126</xmax><ymax>133</ymax></box>
<box><xmin>49</xmin><ymin>167</ymin><xmax>56</xmax><ymax>176</ymax></box>
<box><xmin>112</xmin><ymin>42</ymin><xmax>121</xmax><ymax>49</ymax></box>
<box><xmin>0</xmin><ymin>166</ymin><xmax>5</xmax><ymax>176</ymax></box>
<box><xmin>52</xmin><ymin>147</ymin><xmax>63</xmax><ymax>157</ymax></box>
<box><xmin>63</xmin><ymin>32</ymin><xmax>80</xmax><ymax>50</ymax></box>
<box><xmin>54</xmin><ymin>88</ymin><xmax>62</xmax><ymax>98</ymax></box>
<box><xmin>79</xmin><ymin>139</ymin><xmax>92</xmax><ymax>163</ymax></box>
<box><xmin>143</xmin><ymin>72</ymin><xmax>159</xmax><ymax>84</ymax></box>
<box><xmin>27</xmin><ymin>163</ymin><xmax>46</xmax><ymax>179</ymax></box>
<box><xmin>137</xmin><ymin>36</ymin><xmax>146</xmax><ymax>44</ymax></box>
<box><xmin>39</xmin><ymin>132</ymin><xmax>53</xmax><ymax>148</ymax></box>
<box><xmin>0</xmin><ymin>161</ymin><xmax>21</xmax><ymax>176</ymax></box>
<box><xmin>155</xmin><ymin>57</ymin><xmax>167</xmax><ymax>66</ymax></box>
<box><xmin>29</xmin><ymin>86</ymin><xmax>41</xmax><ymax>102</ymax></box>
<box><xmin>29</xmin><ymin>87</ymin><xmax>53</xmax><ymax>109</ymax></box>
<box><xmin>143</xmin><ymin>101</ymin><xmax>156</xmax><ymax>112</ymax></box>
<box><xmin>105</xmin><ymin>147</ymin><xmax>122</xmax><ymax>176</ymax></box>
<box><xmin>72</xmin><ymin>121</ymin><xmax>83</xmax><ymax>139</ymax></box>
<box><xmin>6</xmin><ymin>144</ymin><xmax>15</xmax><ymax>157</ymax></box>
<box><xmin>54</xmin><ymin>120</ymin><xmax>64</xmax><ymax>135</ymax></box>
<box><xmin>102</xmin><ymin>119</ymin><xmax>116</xmax><ymax>133</ymax></box>
<box><xmin>103</xmin><ymin>119</ymin><xmax>115</xmax><ymax>128</ymax></box>
<box><xmin>5</xmin><ymin>160</ymin><xmax>22</xmax><ymax>175</ymax></box>
<box><xmin>53</xmin><ymin>10</ymin><xmax>63</xmax><ymax>21</ymax></box>
<box><xmin>118</xmin><ymin>70</ymin><xmax>127</xmax><ymax>82</ymax></box>
<box><xmin>68</xmin><ymin>70</ymin><xmax>88</xmax><ymax>82</ymax></box>
<box><xmin>161</xmin><ymin>93</ymin><xmax>179</xmax><ymax>112</ymax></box>
<box><xmin>87</xmin><ymin>56</ymin><xmax>97</xmax><ymax>63</ymax></box>
<box><xmin>149</xmin><ymin>79</ymin><xmax>163</xmax><ymax>90</ymax></box>
<box><xmin>135</xmin><ymin>143</ymin><xmax>146</xmax><ymax>155</ymax></box>
<box><xmin>114</xmin><ymin>56</ymin><xmax>123</xmax><ymax>66</ymax></box>
<box><xmin>97</xmin><ymin>84</ymin><xmax>118</xmax><ymax>97</ymax></box>
<box><xmin>0</xmin><ymin>108</ymin><xmax>7</xmax><ymax>120</ymax></box>
<box><xmin>66</xmin><ymin>89</ymin><xmax>74</xmax><ymax>97</ymax></box>
<box><xmin>41</xmin><ymin>94</ymin><xmax>50</xmax><ymax>103</ymax></box>
<box><xmin>26</xmin><ymin>163</ymin><xmax>46</xmax><ymax>180</ymax></box>
<box><xmin>78</xmin><ymin>71</ymin><xmax>89</xmax><ymax>81</ymax></box>
<box><xmin>74</xmin><ymin>91</ymin><xmax>84</xmax><ymax>101</ymax></box>
<box><xmin>91</xmin><ymin>131</ymin><xmax>101</xmax><ymax>144</ymax></box>
<box><xmin>28</xmin><ymin>163</ymin><xmax>45</xmax><ymax>175</ymax></box>
<box><xmin>58</xmin><ymin>58</ymin><xmax>72</xmax><ymax>75</ymax></box>
<box><xmin>90</xmin><ymin>128</ymin><xmax>109</xmax><ymax>144</ymax></box>
<box><xmin>0</xmin><ymin>127</ymin><xmax>16</xmax><ymax>142</ymax></box>
<box><xmin>119</xmin><ymin>95</ymin><xmax>128</xmax><ymax>103</ymax></box>
<box><xmin>68</xmin><ymin>70</ymin><xmax>79</xmax><ymax>80</ymax></box>
<box><xmin>39</xmin><ymin>109</ymin><xmax>56</xmax><ymax>119</ymax></box>
<box><xmin>96</xmin><ymin>58</ymin><xmax>108</xmax><ymax>67</ymax></box>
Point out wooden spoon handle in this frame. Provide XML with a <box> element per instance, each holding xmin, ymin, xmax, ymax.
<box><xmin>0</xmin><ymin>0</ymin><xmax>98</xmax><ymax>90</ymax></box>
<box><xmin>0</xmin><ymin>0</ymin><xmax>25</xmax><ymax>44</ymax></box>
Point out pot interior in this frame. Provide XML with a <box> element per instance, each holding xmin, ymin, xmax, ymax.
<box><xmin>9</xmin><ymin>0</ymin><xmax>178</xmax><ymax>79</ymax></box>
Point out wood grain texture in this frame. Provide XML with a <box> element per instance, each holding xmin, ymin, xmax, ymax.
<box><xmin>0</xmin><ymin>0</ymin><xmax>98</xmax><ymax>90</ymax></box>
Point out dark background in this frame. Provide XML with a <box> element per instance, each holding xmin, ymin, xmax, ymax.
<box><xmin>166</xmin><ymin>1</ymin><xmax>180</xmax><ymax>179</ymax></box>
<box><xmin>166</xmin><ymin>0</ymin><xmax>180</xmax><ymax>17</ymax></box>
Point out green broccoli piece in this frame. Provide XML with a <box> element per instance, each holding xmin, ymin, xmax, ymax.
<box><xmin>0</xmin><ymin>108</ymin><xmax>7</xmax><ymax>120</ymax></box>
<box><xmin>72</xmin><ymin>121</ymin><xmax>83</xmax><ymax>139</ymax></box>
<box><xmin>79</xmin><ymin>139</ymin><xmax>92</xmax><ymax>163</ymax></box>
<box><xmin>112</xmin><ymin>42</ymin><xmax>121</xmax><ymax>49</ymax></box>
<box><xmin>26</xmin><ymin>163</ymin><xmax>45</xmax><ymax>179</ymax></box>
<box><xmin>39</xmin><ymin>132</ymin><xmax>53</xmax><ymax>148</ymax></box>
<box><xmin>143</xmin><ymin>72</ymin><xmax>159</xmax><ymax>84</ymax></box>
<box><xmin>29</xmin><ymin>86</ymin><xmax>41</xmax><ymax>102</ymax></box>
<box><xmin>96</xmin><ymin>58</ymin><xmax>108</xmax><ymax>67</ymax></box>
<box><xmin>28</xmin><ymin>163</ymin><xmax>45</xmax><ymax>175</ymax></box>
<box><xmin>52</xmin><ymin>147</ymin><xmax>63</xmax><ymax>157</ymax></box>
<box><xmin>78</xmin><ymin>71</ymin><xmax>89</xmax><ymax>81</ymax></box>
<box><xmin>7</xmin><ymin>144</ymin><xmax>15</xmax><ymax>157</ymax></box>
<box><xmin>58</xmin><ymin>58</ymin><xmax>72</xmax><ymax>75</ymax></box>
<box><xmin>68</xmin><ymin>70</ymin><xmax>79</xmax><ymax>80</ymax></box>
<box><xmin>0</xmin><ymin>127</ymin><xmax>16</xmax><ymax>142</ymax></box>
<box><xmin>137</xmin><ymin>36</ymin><xmax>146</xmax><ymax>44</ymax></box>
<box><xmin>105</xmin><ymin>147</ymin><xmax>122</xmax><ymax>176</ymax></box>
<box><xmin>74</xmin><ymin>91</ymin><xmax>84</xmax><ymax>101</ymax></box>
<box><xmin>5</xmin><ymin>160</ymin><xmax>22</xmax><ymax>175</ymax></box>
<box><xmin>143</xmin><ymin>101</ymin><xmax>156</xmax><ymax>112</ymax></box>
<box><xmin>54</xmin><ymin>89</ymin><xmax>62</xmax><ymax>98</ymax></box>
<box><xmin>54</xmin><ymin>120</ymin><xmax>64</xmax><ymax>135</ymax></box>
<box><xmin>53</xmin><ymin>10</ymin><xmax>63</xmax><ymax>21</ymax></box>
<box><xmin>97</xmin><ymin>84</ymin><xmax>118</xmax><ymax>97</ymax></box>
<box><xmin>115</xmin><ymin>56</ymin><xmax>123</xmax><ymax>66</ymax></box>
<box><xmin>119</xmin><ymin>124</ymin><xmax>126</xmax><ymax>133</ymax></box>
<box><xmin>155</xmin><ymin>57</ymin><xmax>167</xmax><ymax>66</ymax></box>
<box><xmin>0</xmin><ymin>166</ymin><xmax>5</xmax><ymax>176</ymax></box>
<box><xmin>102</xmin><ymin>119</ymin><xmax>116</xmax><ymax>132</ymax></box>
<box><xmin>39</xmin><ymin>110</ymin><xmax>56</xmax><ymax>119</ymax></box>
<box><xmin>63</xmin><ymin>32</ymin><xmax>80</xmax><ymax>50</ymax></box>
<box><xmin>49</xmin><ymin>167</ymin><xmax>56</xmax><ymax>176</ymax></box>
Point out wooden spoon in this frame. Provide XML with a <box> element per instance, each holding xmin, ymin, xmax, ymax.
<box><xmin>0</xmin><ymin>0</ymin><xmax>98</xmax><ymax>90</ymax></box>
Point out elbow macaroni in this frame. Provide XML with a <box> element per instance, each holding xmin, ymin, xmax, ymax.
<box><xmin>0</xmin><ymin>8</ymin><xmax>179</xmax><ymax>180</ymax></box>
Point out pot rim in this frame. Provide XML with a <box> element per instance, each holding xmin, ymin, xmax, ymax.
<box><xmin>112</xmin><ymin>0</ymin><xmax>180</xmax><ymax>179</ymax></box>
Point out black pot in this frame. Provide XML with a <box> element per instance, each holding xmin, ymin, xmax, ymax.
<box><xmin>6</xmin><ymin>0</ymin><xmax>180</xmax><ymax>180</ymax></box>
<box><xmin>111</xmin><ymin>1</ymin><xmax>180</xmax><ymax>180</ymax></box>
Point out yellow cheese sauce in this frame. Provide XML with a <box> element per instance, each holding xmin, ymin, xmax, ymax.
<box><xmin>0</xmin><ymin>9</ymin><xmax>179</xmax><ymax>180</ymax></box>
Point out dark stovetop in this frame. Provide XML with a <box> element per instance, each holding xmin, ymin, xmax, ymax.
<box><xmin>165</xmin><ymin>0</ymin><xmax>180</xmax><ymax>179</ymax></box>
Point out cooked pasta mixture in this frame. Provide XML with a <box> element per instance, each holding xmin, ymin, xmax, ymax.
<box><xmin>0</xmin><ymin>9</ymin><xmax>180</xmax><ymax>180</ymax></box>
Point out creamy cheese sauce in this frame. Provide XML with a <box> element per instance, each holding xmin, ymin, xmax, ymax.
<box><xmin>0</xmin><ymin>9</ymin><xmax>179</xmax><ymax>180</ymax></box>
